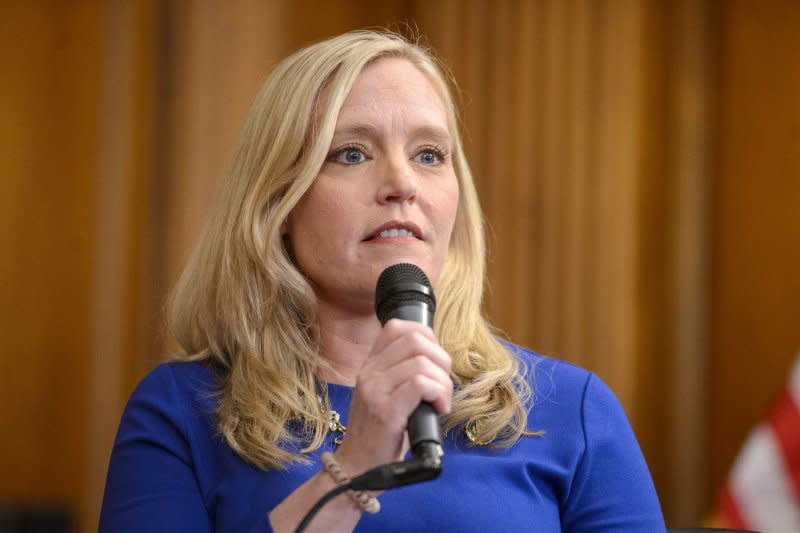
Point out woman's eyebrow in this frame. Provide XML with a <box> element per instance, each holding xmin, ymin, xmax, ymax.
<box><xmin>331</xmin><ymin>124</ymin><xmax>451</xmax><ymax>143</ymax></box>
<box><xmin>411</xmin><ymin>125</ymin><xmax>451</xmax><ymax>144</ymax></box>
<box><xmin>331</xmin><ymin>124</ymin><xmax>380</xmax><ymax>139</ymax></box>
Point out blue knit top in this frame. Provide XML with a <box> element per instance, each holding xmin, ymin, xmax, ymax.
<box><xmin>100</xmin><ymin>346</ymin><xmax>665</xmax><ymax>532</ymax></box>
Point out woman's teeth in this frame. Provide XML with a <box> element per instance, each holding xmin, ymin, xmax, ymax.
<box><xmin>379</xmin><ymin>228</ymin><xmax>414</xmax><ymax>238</ymax></box>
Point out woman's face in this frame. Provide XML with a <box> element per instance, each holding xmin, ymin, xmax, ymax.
<box><xmin>287</xmin><ymin>57</ymin><xmax>460</xmax><ymax>314</ymax></box>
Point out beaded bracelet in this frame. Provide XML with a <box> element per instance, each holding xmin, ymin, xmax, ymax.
<box><xmin>320</xmin><ymin>452</ymin><xmax>380</xmax><ymax>514</ymax></box>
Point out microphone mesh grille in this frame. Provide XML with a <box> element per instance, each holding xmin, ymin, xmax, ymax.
<box><xmin>374</xmin><ymin>263</ymin><xmax>436</xmax><ymax>325</ymax></box>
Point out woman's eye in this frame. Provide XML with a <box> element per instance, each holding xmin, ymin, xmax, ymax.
<box><xmin>414</xmin><ymin>149</ymin><xmax>444</xmax><ymax>166</ymax></box>
<box><xmin>330</xmin><ymin>147</ymin><xmax>367</xmax><ymax>165</ymax></box>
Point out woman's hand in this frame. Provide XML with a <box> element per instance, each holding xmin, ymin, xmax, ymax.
<box><xmin>333</xmin><ymin>319</ymin><xmax>453</xmax><ymax>476</ymax></box>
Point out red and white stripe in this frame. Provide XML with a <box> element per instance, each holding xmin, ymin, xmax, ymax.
<box><xmin>714</xmin><ymin>355</ymin><xmax>800</xmax><ymax>532</ymax></box>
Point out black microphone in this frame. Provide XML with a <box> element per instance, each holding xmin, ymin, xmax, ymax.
<box><xmin>375</xmin><ymin>263</ymin><xmax>443</xmax><ymax>462</ymax></box>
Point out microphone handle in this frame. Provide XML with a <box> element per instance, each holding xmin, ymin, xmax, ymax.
<box><xmin>389</xmin><ymin>302</ymin><xmax>442</xmax><ymax>453</ymax></box>
<box><xmin>408</xmin><ymin>402</ymin><xmax>440</xmax><ymax>453</ymax></box>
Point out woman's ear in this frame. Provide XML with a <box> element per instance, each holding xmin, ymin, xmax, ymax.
<box><xmin>280</xmin><ymin>219</ymin><xmax>296</xmax><ymax>263</ymax></box>
<box><xmin>282</xmin><ymin>233</ymin><xmax>297</xmax><ymax>265</ymax></box>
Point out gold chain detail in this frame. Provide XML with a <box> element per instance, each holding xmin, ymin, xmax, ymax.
<box><xmin>319</xmin><ymin>395</ymin><xmax>347</xmax><ymax>446</ymax></box>
<box><xmin>326</xmin><ymin>409</ymin><xmax>347</xmax><ymax>446</ymax></box>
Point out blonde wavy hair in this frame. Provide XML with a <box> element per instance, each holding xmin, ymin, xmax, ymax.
<box><xmin>169</xmin><ymin>29</ymin><xmax>532</xmax><ymax>469</ymax></box>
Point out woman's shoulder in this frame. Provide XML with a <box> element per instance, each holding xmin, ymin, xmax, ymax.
<box><xmin>502</xmin><ymin>341</ymin><xmax>596</xmax><ymax>398</ymax></box>
<box><xmin>121</xmin><ymin>360</ymin><xmax>218</xmax><ymax>433</ymax></box>
<box><xmin>500</xmin><ymin>344</ymin><xmax>665</xmax><ymax>528</ymax></box>
<box><xmin>501</xmin><ymin>342</ymin><xmax>627</xmax><ymax>430</ymax></box>
<box><xmin>132</xmin><ymin>360</ymin><xmax>215</xmax><ymax>398</ymax></box>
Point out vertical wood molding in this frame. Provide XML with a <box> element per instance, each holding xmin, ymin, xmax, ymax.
<box><xmin>88</xmin><ymin>1</ymin><xmax>159</xmax><ymax>529</ymax></box>
<box><xmin>668</xmin><ymin>0</ymin><xmax>711</xmax><ymax>522</ymax></box>
<box><xmin>568</xmin><ymin>0</ymin><xmax>645</xmax><ymax>411</ymax></box>
<box><xmin>561</xmin><ymin>0</ymin><xmax>591</xmax><ymax>363</ymax></box>
<box><xmin>537</xmin><ymin>0</ymin><xmax>568</xmax><ymax>356</ymax></box>
<box><xmin>88</xmin><ymin>0</ymin><xmax>129</xmax><ymax>518</ymax></box>
<box><xmin>508</xmin><ymin>0</ymin><xmax>541</xmax><ymax>349</ymax></box>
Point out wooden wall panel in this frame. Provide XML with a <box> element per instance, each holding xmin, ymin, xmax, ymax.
<box><xmin>87</xmin><ymin>0</ymin><xmax>162</xmax><ymax>528</ymax></box>
<box><xmin>0</xmin><ymin>1</ymin><xmax>105</xmax><ymax>530</ymax></box>
<box><xmin>666</xmin><ymin>1</ymin><xmax>712</xmax><ymax>521</ymax></box>
<box><xmin>710</xmin><ymin>0</ymin><xmax>800</xmax><ymax>506</ymax></box>
<box><xmin>633</xmin><ymin>0</ymin><xmax>713</xmax><ymax>523</ymax></box>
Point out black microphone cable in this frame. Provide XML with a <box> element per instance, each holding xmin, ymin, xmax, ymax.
<box><xmin>294</xmin><ymin>453</ymin><xmax>442</xmax><ymax>532</ymax></box>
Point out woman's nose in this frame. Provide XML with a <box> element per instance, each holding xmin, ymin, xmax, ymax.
<box><xmin>377</xmin><ymin>156</ymin><xmax>417</xmax><ymax>204</ymax></box>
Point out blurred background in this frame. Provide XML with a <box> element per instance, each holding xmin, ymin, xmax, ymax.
<box><xmin>2</xmin><ymin>0</ymin><xmax>799</xmax><ymax>531</ymax></box>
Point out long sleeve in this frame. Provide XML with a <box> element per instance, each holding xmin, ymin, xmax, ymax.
<box><xmin>561</xmin><ymin>374</ymin><xmax>666</xmax><ymax>532</ymax></box>
<box><xmin>99</xmin><ymin>365</ymin><xmax>213</xmax><ymax>533</ymax></box>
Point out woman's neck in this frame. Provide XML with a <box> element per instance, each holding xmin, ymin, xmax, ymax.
<box><xmin>315</xmin><ymin>299</ymin><xmax>382</xmax><ymax>386</ymax></box>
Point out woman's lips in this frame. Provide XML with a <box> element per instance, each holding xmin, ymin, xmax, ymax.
<box><xmin>364</xmin><ymin>221</ymin><xmax>423</xmax><ymax>241</ymax></box>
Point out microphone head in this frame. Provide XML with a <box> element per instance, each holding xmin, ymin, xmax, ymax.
<box><xmin>375</xmin><ymin>263</ymin><xmax>436</xmax><ymax>326</ymax></box>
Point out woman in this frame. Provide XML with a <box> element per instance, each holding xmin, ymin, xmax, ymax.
<box><xmin>100</xmin><ymin>30</ymin><xmax>665</xmax><ymax>532</ymax></box>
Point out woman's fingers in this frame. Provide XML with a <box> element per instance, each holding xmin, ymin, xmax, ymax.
<box><xmin>355</xmin><ymin>354</ymin><xmax>452</xmax><ymax>429</ymax></box>
<box><xmin>363</xmin><ymin>320</ymin><xmax>452</xmax><ymax>375</ymax></box>
<box><xmin>367</xmin><ymin>319</ymin><xmax>437</xmax><ymax>358</ymax></box>
<box><xmin>357</xmin><ymin>320</ymin><xmax>452</xmax><ymax>416</ymax></box>
<box><xmin>383</xmin><ymin>354</ymin><xmax>452</xmax><ymax>413</ymax></box>
<box><xmin>391</xmin><ymin>373</ymin><xmax>452</xmax><ymax>418</ymax></box>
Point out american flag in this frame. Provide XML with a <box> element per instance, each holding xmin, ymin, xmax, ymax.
<box><xmin>712</xmin><ymin>354</ymin><xmax>800</xmax><ymax>532</ymax></box>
